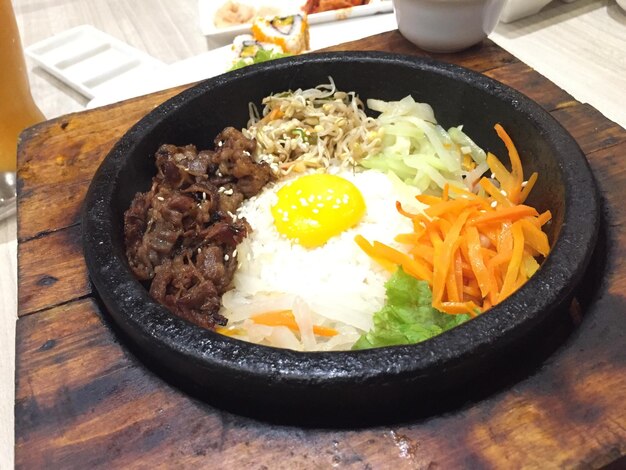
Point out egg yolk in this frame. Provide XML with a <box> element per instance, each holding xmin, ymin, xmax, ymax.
<box><xmin>272</xmin><ymin>174</ymin><xmax>366</xmax><ymax>247</ymax></box>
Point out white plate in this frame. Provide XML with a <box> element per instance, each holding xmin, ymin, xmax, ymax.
<box><xmin>199</xmin><ymin>0</ymin><xmax>393</xmax><ymax>47</ymax></box>
<box><xmin>25</xmin><ymin>25</ymin><xmax>166</xmax><ymax>100</ymax></box>
<box><xmin>87</xmin><ymin>12</ymin><xmax>397</xmax><ymax>109</ymax></box>
<box><xmin>87</xmin><ymin>46</ymin><xmax>234</xmax><ymax>109</ymax></box>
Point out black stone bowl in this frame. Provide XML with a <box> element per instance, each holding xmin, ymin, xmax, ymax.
<box><xmin>82</xmin><ymin>52</ymin><xmax>599</xmax><ymax>423</ymax></box>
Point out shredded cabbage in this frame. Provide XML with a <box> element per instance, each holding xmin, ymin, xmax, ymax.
<box><xmin>362</xmin><ymin>95</ymin><xmax>488</xmax><ymax>193</ymax></box>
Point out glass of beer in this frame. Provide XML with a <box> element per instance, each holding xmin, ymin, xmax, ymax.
<box><xmin>0</xmin><ymin>0</ymin><xmax>45</xmax><ymax>172</ymax></box>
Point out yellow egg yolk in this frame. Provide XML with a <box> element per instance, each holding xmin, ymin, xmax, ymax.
<box><xmin>271</xmin><ymin>173</ymin><xmax>366</xmax><ymax>247</ymax></box>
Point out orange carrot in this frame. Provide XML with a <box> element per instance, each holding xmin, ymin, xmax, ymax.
<box><xmin>499</xmin><ymin>221</ymin><xmax>525</xmax><ymax>302</ymax></box>
<box><xmin>479</xmin><ymin>178</ymin><xmax>513</xmax><ymax>208</ymax></box>
<box><xmin>537</xmin><ymin>210</ymin><xmax>552</xmax><ymax>226</ymax></box>
<box><xmin>519</xmin><ymin>219</ymin><xmax>550</xmax><ymax>256</ymax></box>
<box><xmin>251</xmin><ymin>310</ymin><xmax>339</xmax><ymax>337</ymax></box>
<box><xmin>465</xmin><ymin>226</ymin><xmax>491</xmax><ymax>298</ymax></box>
<box><xmin>487</xmin><ymin>151</ymin><xmax>516</xmax><ymax>200</ymax></box>
<box><xmin>371</xmin><ymin>240</ymin><xmax>433</xmax><ymax>283</ymax></box>
<box><xmin>519</xmin><ymin>172</ymin><xmax>538</xmax><ymax>203</ymax></box>
<box><xmin>259</xmin><ymin>107</ymin><xmax>283</xmax><ymax>125</ymax></box>
<box><xmin>470</xmin><ymin>205</ymin><xmax>539</xmax><ymax>226</ymax></box>
<box><xmin>494</xmin><ymin>123</ymin><xmax>524</xmax><ymax>203</ymax></box>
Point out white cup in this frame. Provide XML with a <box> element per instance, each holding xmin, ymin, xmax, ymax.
<box><xmin>392</xmin><ymin>0</ymin><xmax>508</xmax><ymax>53</ymax></box>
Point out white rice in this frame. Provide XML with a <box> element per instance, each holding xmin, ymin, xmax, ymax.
<box><xmin>220</xmin><ymin>167</ymin><xmax>426</xmax><ymax>351</ymax></box>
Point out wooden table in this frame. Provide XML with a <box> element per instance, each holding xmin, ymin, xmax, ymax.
<box><xmin>14</xmin><ymin>31</ymin><xmax>626</xmax><ymax>469</ymax></box>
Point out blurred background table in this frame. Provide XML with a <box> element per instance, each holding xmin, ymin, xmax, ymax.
<box><xmin>1</xmin><ymin>0</ymin><xmax>625</xmax><ymax>467</ymax></box>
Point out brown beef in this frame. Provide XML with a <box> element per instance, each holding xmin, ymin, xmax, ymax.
<box><xmin>124</xmin><ymin>128</ymin><xmax>272</xmax><ymax>329</ymax></box>
<box><xmin>212</xmin><ymin>127</ymin><xmax>273</xmax><ymax>197</ymax></box>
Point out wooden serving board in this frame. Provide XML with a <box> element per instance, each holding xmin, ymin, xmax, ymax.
<box><xmin>15</xmin><ymin>31</ymin><xmax>626</xmax><ymax>469</ymax></box>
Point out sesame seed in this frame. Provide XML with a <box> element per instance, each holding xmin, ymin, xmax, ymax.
<box><xmin>291</xmin><ymin>205</ymin><xmax>297</xmax><ymax>210</ymax></box>
<box><xmin>224</xmin><ymin>254</ymin><xmax>230</xmax><ymax>261</ymax></box>
<box><xmin>218</xmin><ymin>141</ymin><xmax>223</xmax><ymax>147</ymax></box>
<box><xmin>223</xmin><ymin>188</ymin><xmax>234</xmax><ymax>195</ymax></box>
<box><xmin>276</xmin><ymin>208</ymin><xmax>283</xmax><ymax>214</ymax></box>
<box><xmin>336</xmin><ymin>198</ymin><xmax>342</xmax><ymax>204</ymax></box>
<box><xmin>491</xmin><ymin>201</ymin><xmax>498</xmax><ymax>208</ymax></box>
<box><xmin>500</xmin><ymin>190</ymin><xmax>508</xmax><ymax>197</ymax></box>
<box><xmin>490</xmin><ymin>173</ymin><xmax>496</xmax><ymax>179</ymax></box>
<box><xmin>218</xmin><ymin>187</ymin><xmax>225</xmax><ymax>193</ymax></box>
<box><xmin>332</xmin><ymin>205</ymin><xmax>340</xmax><ymax>209</ymax></box>
<box><xmin>299</xmin><ymin>198</ymin><xmax>308</xmax><ymax>206</ymax></box>
<box><xmin>308</xmin><ymin>195</ymin><xmax>315</xmax><ymax>202</ymax></box>
<box><xmin>197</xmin><ymin>248</ymin><xmax>201</xmax><ymax>254</ymax></box>
<box><xmin>243</xmin><ymin>150</ymin><xmax>251</xmax><ymax>156</ymax></box>
<box><xmin>521</xmin><ymin>180</ymin><xmax>528</xmax><ymax>187</ymax></box>
<box><xmin>247</xmin><ymin>253</ymin><xmax>252</xmax><ymax>261</ymax></box>
<box><xmin>317</xmin><ymin>203</ymin><xmax>324</xmax><ymax>208</ymax></box>
<box><xmin>233</xmin><ymin>249</ymin><xmax>238</xmax><ymax>257</ymax></box>
<box><xmin>157</xmin><ymin>196</ymin><xmax>164</xmax><ymax>201</ymax></box>
<box><xmin>312</xmin><ymin>208</ymin><xmax>319</xmax><ymax>214</ymax></box>
<box><xmin>202</xmin><ymin>192</ymin><xmax>206</xmax><ymax>200</ymax></box>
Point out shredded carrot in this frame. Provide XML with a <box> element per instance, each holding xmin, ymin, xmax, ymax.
<box><xmin>494</xmin><ymin>123</ymin><xmax>524</xmax><ymax>203</ymax></box>
<box><xmin>519</xmin><ymin>172</ymin><xmax>538</xmax><ymax>203</ymax></box>
<box><xmin>537</xmin><ymin>210</ymin><xmax>552</xmax><ymax>227</ymax></box>
<box><xmin>259</xmin><ymin>108</ymin><xmax>283</xmax><ymax>125</ymax></box>
<box><xmin>251</xmin><ymin>310</ymin><xmax>339</xmax><ymax>337</ymax></box>
<box><xmin>355</xmin><ymin>124</ymin><xmax>552</xmax><ymax>315</ymax></box>
<box><xmin>471</xmin><ymin>205</ymin><xmax>539</xmax><ymax>226</ymax></box>
<box><xmin>479</xmin><ymin>178</ymin><xmax>512</xmax><ymax>208</ymax></box>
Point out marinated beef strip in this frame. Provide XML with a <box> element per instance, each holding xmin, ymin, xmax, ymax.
<box><xmin>124</xmin><ymin>127</ymin><xmax>272</xmax><ymax>329</ymax></box>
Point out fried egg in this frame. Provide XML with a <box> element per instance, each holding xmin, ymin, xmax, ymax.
<box><xmin>271</xmin><ymin>173</ymin><xmax>366</xmax><ymax>247</ymax></box>
<box><xmin>220</xmin><ymin>167</ymin><xmax>426</xmax><ymax>351</ymax></box>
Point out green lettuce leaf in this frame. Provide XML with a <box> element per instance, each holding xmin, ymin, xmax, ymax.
<box><xmin>353</xmin><ymin>268</ymin><xmax>471</xmax><ymax>350</ymax></box>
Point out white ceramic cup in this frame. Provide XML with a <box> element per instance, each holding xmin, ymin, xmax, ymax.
<box><xmin>392</xmin><ymin>0</ymin><xmax>508</xmax><ymax>53</ymax></box>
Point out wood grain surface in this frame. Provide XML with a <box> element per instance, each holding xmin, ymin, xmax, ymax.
<box><xmin>15</xmin><ymin>31</ymin><xmax>626</xmax><ymax>469</ymax></box>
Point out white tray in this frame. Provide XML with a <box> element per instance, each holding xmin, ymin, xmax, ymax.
<box><xmin>199</xmin><ymin>0</ymin><xmax>393</xmax><ymax>46</ymax></box>
<box><xmin>25</xmin><ymin>25</ymin><xmax>166</xmax><ymax>100</ymax></box>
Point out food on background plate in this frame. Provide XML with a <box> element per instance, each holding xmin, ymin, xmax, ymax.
<box><xmin>303</xmin><ymin>0</ymin><xmax>370</xmax><ymax>14</ymax></box>
<box><xmin>214</xmin><ymin>0</ymin><xmax>374</xmax><ymax>29</ymax></box>
<box><xmin>251</xmin><ymin>14</ymin><xmax>310</xmax><ymax>54</ymax></box>
<box><xmin>214</xmin><ymin>0</ymin><xmax>280</xmax><ymax>28</ymax></box>
<box><xmin>228</xmin><ymin>14</ymin><xmax>309</xmax><ymax>69</ymax></box>
<box><xmin>124</xmin><ymin>80</ymin><xmax>552</xmax><ymax>352</ymax></box>
<box><xmin>229</xmin><ymin>35</ymin><xmax>292</xmax><ymax>70</ymax></box>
